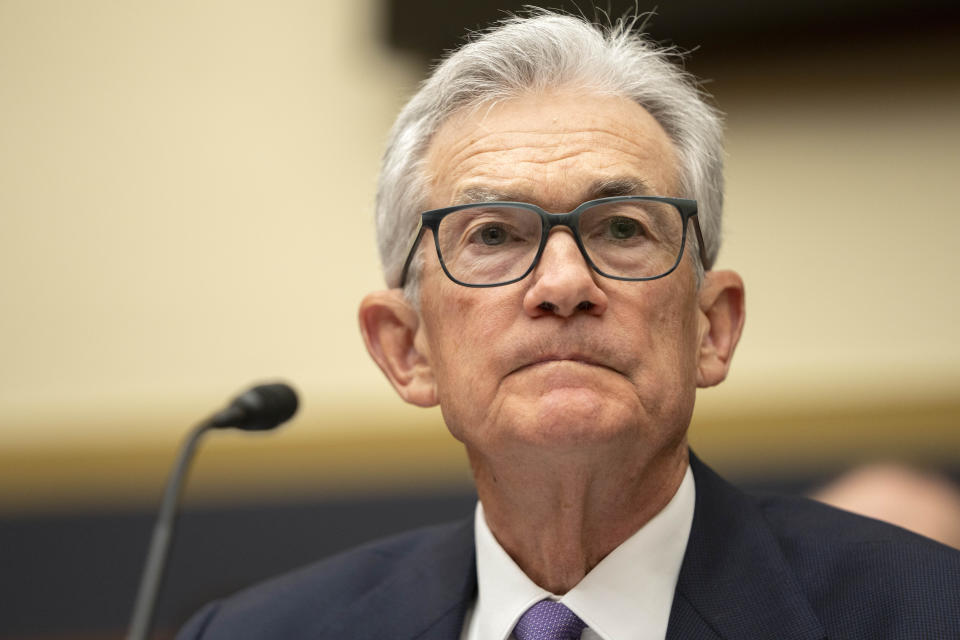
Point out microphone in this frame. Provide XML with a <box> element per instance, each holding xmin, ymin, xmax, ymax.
<box><xmin>209</xmin><ymin>383</ymin><xmax>299</xmax><ymax>431</ymax></box>
<box><xmin>127</xmin><ymin>382</ymin><xmax>299</xmax><ymax>640</ymax></box>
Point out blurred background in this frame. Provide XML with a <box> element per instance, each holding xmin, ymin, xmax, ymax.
<box><xmin>1</xmin><ymin>1</ymin><xmax>958</xmax><ymax>638</ymax></box>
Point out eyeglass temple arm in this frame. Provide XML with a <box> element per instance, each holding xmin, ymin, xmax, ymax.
<box><xmin>691</xmin><ymin>215</ymin><xmax>709</xmax><ymax>270</ymax></box>
<box><xmin>397</xmin><ymin>219</ymin><xmax>425</xmax><ymax>287</ymax></box>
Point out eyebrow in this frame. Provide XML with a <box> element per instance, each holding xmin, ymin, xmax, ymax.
<box><xmin>451</xmin><ymin>176</ymin><xmax>654</xmax><ymax>208</ymax></box>
<box><xmin>453</xmin><ymin>187</ymin><xmax>512</xmax><ymax>205</ymax></box>
<box><xmin>589</xmin><ymin>177</ymin><xmax>653</xmax><ymax>198</ymax></box>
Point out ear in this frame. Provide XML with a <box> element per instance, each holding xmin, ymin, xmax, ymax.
<box><xmin>358</xmin><ymin>290</ymin><xmax>438</xmax><ymax>407</ymax></box>
<box><xmin>696</xmin><ymin>270</ymin><xmax>746</xmax><ymax>388</ymax></box>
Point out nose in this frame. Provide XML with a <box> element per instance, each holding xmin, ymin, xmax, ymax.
<box><xmin>522</xmin><ymin>230</ymin><xmax>608</xmax><ymax>318</ymax></box>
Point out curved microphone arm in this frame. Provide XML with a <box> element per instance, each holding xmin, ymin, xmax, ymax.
<box><xmin>127</xmin><ymin>420</ymin><xmax>212</xmax><ymax>640</ymax></box>
<box><xmin>126</xmin><ymin>382</ymin><xmax>298</xmax><ymax>640</ymax></box>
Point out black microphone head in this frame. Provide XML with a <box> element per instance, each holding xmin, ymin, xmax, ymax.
<box><xmin>210</xmin><ymin>382</ymin><xmax>299</xmax><ymax>431</ymax></box>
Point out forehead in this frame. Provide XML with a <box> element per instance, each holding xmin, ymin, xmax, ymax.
<box><xmin>424</xmin><ymin>88</ymin><xmax>680</xmax><ymax>211</ymax></box>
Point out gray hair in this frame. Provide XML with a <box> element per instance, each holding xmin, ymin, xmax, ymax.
<box><xmin>375</xmin><ymin>10</ymin><xmax>725</xmax><ymax>293</ymax></box>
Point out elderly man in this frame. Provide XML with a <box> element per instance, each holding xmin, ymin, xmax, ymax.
<box><xmin>179</xmin><ymin>11</ymin><xmax>960</xmax><ymax>640</ymax></box>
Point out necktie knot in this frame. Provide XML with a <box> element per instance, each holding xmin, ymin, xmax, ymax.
<box><xmin>513</xmin><ymin>599</ymin><xmax>587</xmax><ymax>640</ymax></box>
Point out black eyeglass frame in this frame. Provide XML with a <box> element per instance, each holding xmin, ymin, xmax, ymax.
<box><xmin>398</xmin><ymin>196</ymin><xmax>707</xmax><ymax>288</ymax></box>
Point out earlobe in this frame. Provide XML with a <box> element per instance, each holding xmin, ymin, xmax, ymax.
<box><xmin>358</xmin><ymin>290</ymin><xmax>438</xmax><ymax>407</ymax></box>
<box><xmin>696</xmin><ymin>270</ymin><xmax>746</xmax><ymax>388</ymax></box>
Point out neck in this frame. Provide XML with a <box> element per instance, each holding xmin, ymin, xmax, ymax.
<box><xmin>469</xmin><ymin>441</ymin><xmax>689</xmax><ymax>594</ymax></box>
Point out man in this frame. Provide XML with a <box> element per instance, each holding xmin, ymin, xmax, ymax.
<box><xmin>178</xmin><ymin>10</ymin><xmax>960</xmax><ymax>640</ymax></box>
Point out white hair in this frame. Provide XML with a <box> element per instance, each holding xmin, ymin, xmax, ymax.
<box><xmin>375</xmin><ymin>10</ymin><xmax>725</xmax><ymax>293</ymax></box>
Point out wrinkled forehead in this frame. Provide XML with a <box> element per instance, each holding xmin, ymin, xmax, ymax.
<box><xmin>422</xmin><ymin>89</ymin><xmax>681</xmax><ymax>212</ymax></box>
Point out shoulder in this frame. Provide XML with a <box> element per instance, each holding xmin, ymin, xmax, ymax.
<box><xmin>685</xmin><ymin>454</ymin><xmax>960</xmax><ymax>637</ymax></box>
<box><xmin>753</xmin><ymin>490</ymin><xmax>960</xmax><ymax>635</ymax></box>
<box><xmin>754</xmin><ymin>490</ymin><xmax>960</xmax><ymax>579</ymax></box>
<box><xmin>176</xmin><ymin>519</ymin><xmax>474</xmax><ymax>640</ymax></box>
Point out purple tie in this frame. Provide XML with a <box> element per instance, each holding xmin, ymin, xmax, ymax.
<box><xmin>513</xmin><ymin>599</ymin><xmax>587</xmax><ymax>640</ymax></box>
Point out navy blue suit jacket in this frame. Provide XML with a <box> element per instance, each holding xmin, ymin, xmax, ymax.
<box><xmin>177</xmin><ymin>455</ymin><xmax>960</xmax><ymax>639</ymax></box>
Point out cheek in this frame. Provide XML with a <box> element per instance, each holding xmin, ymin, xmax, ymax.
<box><xmin>666</xmin><ymin>295</ymin><xmax>702</xmax><ymax>376</ymax></box>
<box><xmin>619</xmin><ymin>286</ymin><xmax>701</xmax><ymax>393</ymax></box>
<box><xmin>428</xmin><ymin>320</ymin><xmax>499</xmax><ymax>444</ymax></box>
<box><xmin>426</xmin><ymin>287</ymin><xmax>513</xmax><ymax>399</ymax></box>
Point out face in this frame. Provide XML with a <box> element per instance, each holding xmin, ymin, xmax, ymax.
<box><xmin>410</xmin><ymin>89</ymin><xmax>710</xmax><ymax>463</ymax></box>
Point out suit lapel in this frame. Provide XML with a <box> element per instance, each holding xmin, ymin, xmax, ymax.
<box><xmin>320</xmin><ymin>518</ymin><xmax>477</xmax><ymax>640</ymax></box>
<box><xmin>666</xmin><ymin>593</ymin><xmax>723</xmax><ymax>639</ymax></box>
<box><xmin>666</xmin><ymin>455</ymin><xmax>825</xmax><ymax>640</ymax></box>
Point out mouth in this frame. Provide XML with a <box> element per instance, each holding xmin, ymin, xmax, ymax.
<box><xmin>512</xmin><ymin>354</ymin><xmax>618</xmax><ymax>375</ymax></box>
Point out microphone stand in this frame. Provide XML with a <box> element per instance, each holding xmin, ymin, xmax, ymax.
<box><xmin>125</xmin><ymin>382</ymin><xmax>297</xmax><ymax>640</ymax></box>
<box><xmin>127</xmin><ymin>420</ymin><xmax>212</xmax><ymax>640</ymax></box>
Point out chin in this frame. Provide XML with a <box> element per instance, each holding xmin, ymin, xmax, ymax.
<box><xmin>521</xmin><ymin>389</ymin><xmax>635</xmax><ymax>446</ymax></box>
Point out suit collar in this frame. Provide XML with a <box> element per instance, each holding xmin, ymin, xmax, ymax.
<box><xmin>321</xmin><ymin>518</ymin><xmax>476</xmax><ymax>640</ymax></box>
<box><xmin>667</xmin><ymin>454</ymin><xmax>825</xmax><ymax>640</ymax></box>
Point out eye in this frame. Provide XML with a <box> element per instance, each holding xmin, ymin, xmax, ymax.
<box><xmin>478</xmin><ymin>224</ymin><xmax>507</xmax><ymax>245</ymax></box>
<box><xmin>608</xmin><ymin>217</ymin><xmax>643</xmax><ymax>239</ymax></box>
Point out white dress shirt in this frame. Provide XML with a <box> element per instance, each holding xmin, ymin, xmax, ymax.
<box><xmin>460</xmin><ymin>465</ymin><xmax>694</xmax><ymax>640</ymax></box>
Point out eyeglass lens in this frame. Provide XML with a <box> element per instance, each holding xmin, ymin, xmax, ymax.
<box><xmin>435</xmin><ymin>201</ymin><xmax>685</xmax><ymax>285</ymax></box>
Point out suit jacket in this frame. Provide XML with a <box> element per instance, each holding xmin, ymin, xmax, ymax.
<box><xmin>177</xmin><ymin>454</ymin><xmax>960</xmax><ymax>639</ymax></box>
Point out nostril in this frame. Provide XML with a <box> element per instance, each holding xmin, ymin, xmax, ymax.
<box><xmin>576</xmin><ymin>301</ymin><xmax>594</xmax><ymax>311</ymax></box>
<box><xmin>538</xmin><ymin>301</ymin><xmax>558</xmax><ymax>313</ymax></box>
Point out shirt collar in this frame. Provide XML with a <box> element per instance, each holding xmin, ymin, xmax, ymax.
<box><xmin>471</xmin><ymin>464</ymin><xmax>695</xmax><ymax>640</ymax></box>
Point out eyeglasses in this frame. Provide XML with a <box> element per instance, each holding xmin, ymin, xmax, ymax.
<box><xmin>398</xmin><ymin>196</ymin><xmax>706</xmax><ymax>288</ymax></box>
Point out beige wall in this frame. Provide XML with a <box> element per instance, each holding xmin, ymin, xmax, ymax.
<box><xmin>1</xmin><ymin>0</ymin><xmax>419</xmax><ymax>446</ymax></box>
<box><xmin>1</xmin><ymin>2</ymin><xmax>957</xmax><ymax>511</ymax></box>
